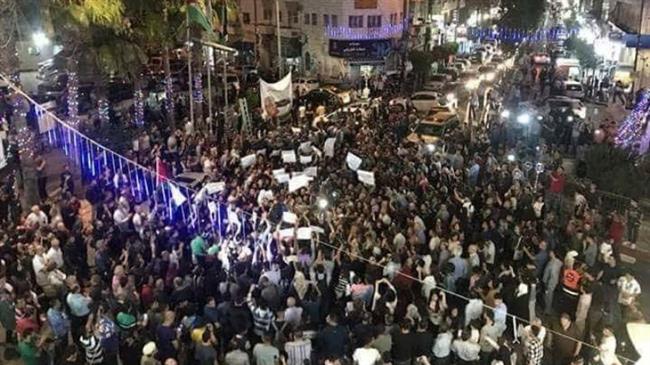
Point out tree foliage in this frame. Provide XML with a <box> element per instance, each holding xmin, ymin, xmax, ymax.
<box><xmin>564</xmin><ymin>35</ymin><xmax>599</xmax><ymax>70</ymax></box>
<box><xmin>431</xmin><ymin>43</ymin><xmax>458</xmax><ymax>63</ymax></box>
<box><xmin>498</xmin><ymin>0</ymin><xmax>545</xmax><ymax>31</ymax></box>
<box><xmin>584</xmin><ymin>145</ymin><xmax>650</xmax><ymax>200</ymax></box>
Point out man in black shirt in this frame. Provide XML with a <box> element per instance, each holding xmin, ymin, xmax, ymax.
<box><xmin>391</xmin><ymin>320</ymin><xmax>414</xmax><ymax>365</ymax></box>
<box><xmin>412</xmin><ymin>320</ymin><xmax>434</xmax><ymax>359</ymax></box>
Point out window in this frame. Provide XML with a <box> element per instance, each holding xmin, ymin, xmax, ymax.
<box><xmin>263</xmin><ymin>8</ymin><xmax>272</xmax><ymax>21</ymax></box>
<box><xmin>390</xmin><ymin>13</ymin><xmax>397</xmax><ymax>25</ymax></box>
<box><xmin>311</xmin><ymin>13</ymin><xmax>317</xmax><ymax>25</ymax></box>
<box><xmin>242</xmin><ymin>13</ymin><xmax>251</xmax><ymax>24</ymax></box>
<box><xmin>324</xmin><ymin>14</ymin><xmax>329</xmax><ymax>26</ymax></box>
<box><xmin>289</xmin><ymin>11</ymin><xmax>298</xmax><ymax>24</ymax></box>
<box><xmin>368</xmin><ymin>15</ymin><xmax>381</xmax><ymax>28</ymax></box>
<box><xmin>304</xmin><ymin>13</ymin><xmax>310</xmax><ymax>24</ymax></box>
<box><xmin>349</xmin><ymin>15</ymin><xmax>363</xmax><ymax>28</ymax></box>
<box><xmin>331</xmin><ymin>14</ymin><xmax>338</xmax><ymax>26</ymax></box>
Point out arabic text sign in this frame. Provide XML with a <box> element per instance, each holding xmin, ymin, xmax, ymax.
<box><xmin>329</xmin><ymin>39</ymin><xmax>393</xmax><ymax>60</ymax></box>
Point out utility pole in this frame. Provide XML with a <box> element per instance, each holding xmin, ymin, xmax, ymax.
<box><xmin>276</xmin><ymin>0</ymin><xmax>283</xmax><ymax>76</ymax></box>
<box><xmin>634</xmin><ymin>0</ymin><xmax>647</xmax><ymax>92</ymax></box>
<box><xmin>186</xmin><ymin>8</ymin><xmax>195</xmax><ymax>126</ymax></box>
<box><xmin>206</xmin><ymin>0</ymin><xmax>214</xmax><ymax>134</ymax></box>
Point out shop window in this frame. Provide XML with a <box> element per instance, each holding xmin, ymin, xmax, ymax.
<box><xmin>368</xmin><ymin>15</ymin><xmax>381</xmax><ymax>28</ymax></box>
<box><xmin>349</xmin><ymin>15</ymin><xmax>363</xmax><ymax>28</ymax></box>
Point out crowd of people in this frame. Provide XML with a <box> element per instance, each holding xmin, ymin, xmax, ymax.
<box><xmin>0</xmin><ymin>52</ymin><xmax>646</xmax><ymax>365</ymax></box>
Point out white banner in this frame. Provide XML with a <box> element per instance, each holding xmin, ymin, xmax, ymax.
<box><xmin>260</xmin><ymin>72</ymin><xmax>293</xmax><ymax>119</ymax></box>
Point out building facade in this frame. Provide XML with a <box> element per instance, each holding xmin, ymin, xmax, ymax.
<box><xmin>607</xmin><ymin>0</ymin><xmax>650</xmax><ymax>90</ymax></box>
<box><xmin>238</xmin><ymin>0</ymin><xmax>406</xmax><ymax>80</ymax></box>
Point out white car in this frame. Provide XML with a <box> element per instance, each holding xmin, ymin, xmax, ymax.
<box><xmin>410</xmin><ymin>91</ymin><xmax>442</xmax><ymax>113</ymax></box>
<box><xmin>563</xmin><ymin>81</ymin><xmax>585</xmax><ymax>100</ymax></box>
<box><xmin>294</xmin><ymin>78</ymin><xmax>320</xmax><ymax>94</ymax></box>
<box><xmin>542</xmin><ymin>96</ymin><xmax>587</xmax><ymax>120</ymax></box>
<box><xmin>423</xmin><ymin>74</ymin><xmax>450</xmax><ymax>92</ymax></box>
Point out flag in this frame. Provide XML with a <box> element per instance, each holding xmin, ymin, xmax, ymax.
<box><xmin>187</xmin><ymin>0</ymin><xmax>213</xmax><ymax>33</ymax></box>
<box><xmin>169</xmin><ymin>183</ymin><xmax>187</xmax><ymax>206</ymax></box>
<box><xmin>155</xmin><ymin>156</ymin><xmax>170</xmax><ymax>183</ymax></box>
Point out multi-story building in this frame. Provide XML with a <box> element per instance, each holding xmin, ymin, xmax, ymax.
<box><xmin>238</xmin><ymin>0</ymin><xmax>406</xmax><ymax>80</ymax></box>
<box><xmin>606</xmin><ymin>0</ymin><xmax>650</xmax><ymax>90</ymax></box>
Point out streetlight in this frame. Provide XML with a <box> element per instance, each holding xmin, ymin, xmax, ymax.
<box><xmin>317</xmin><ymin>197</ymin><xmax>329</xmax><ymax>210</ymax></box>
<box><xmin>426</xmin><ymin>144</ymin><xmax>436</xmax><ymax>152</ymax></box>
<box><xmin>507</xmin><ymin>154</ymin><xmax>516</xmax><ymax>162</ymax></box>
<box><xmin>517</xmin><ymin>113</ymin><xmax>530</xmax><ymax>125</ymax></box>
<box><xmin>501</xmin><ymin>109</ymin><xmax>510</xmax><ymax>118</ymax></box>
<box><xmin>32</xmin><ymin>32</ymin><xmax>50</xmax><ymax>48</ymax></box>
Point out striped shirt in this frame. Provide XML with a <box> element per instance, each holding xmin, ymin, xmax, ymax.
<box><xmin>285</xmin><ymin>339</ymin><xmax>312</xmax><ymax>365</ymax></box>
<box><xmin>247</xmin><ymin>297</ymin><xmax>276</xmax><ymax>336</ymax></box>
<box><xmin>79</xmin><ymin>334</ymin><xmax>104</xmax><ymax>364</ymax></box>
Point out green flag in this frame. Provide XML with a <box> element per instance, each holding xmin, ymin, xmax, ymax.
<box><xmin>187</xmin><ymin>0</ymin><xmax>212</xmax><ymax>33</ymax></box>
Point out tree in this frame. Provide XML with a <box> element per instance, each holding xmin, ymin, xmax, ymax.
<box><xmin>409</xmin><ymin>50</ymin><xmax>434</xmax><ymax>87</ymax></box>
<box><xmin>430</xmin><ymin>43</ymin><xmax>458</xmax><ymax>68</ymax></box>
<box><xmin>0</xmin><ymin>0</ymin><xmax>19</xmax><ymax>76</ymax></box>
<box><xmin>498</xmin><ymin>0</ymin><xmax>545</xmax><ymax>31</ymax></box>
<box><xmin>564</xmin><ymin>35</ymin><xmax>598</xmax><ymax>70</ymax></box>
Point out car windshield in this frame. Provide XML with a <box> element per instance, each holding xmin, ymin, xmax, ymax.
<box><xmin>566</xmin><ymin>84</ymin><xmax>582</xmax><ymax>91</ymax></box>
<box><xmin>415</xmin><ymin>123</ymin><xmax>445</xmax><ymax>136</ymax></box>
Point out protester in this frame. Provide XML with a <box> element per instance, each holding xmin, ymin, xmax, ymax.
<box><xmin>0</xmin><ymin>48</ymin><xmax>645</xmax><ymax>365</ymax></box>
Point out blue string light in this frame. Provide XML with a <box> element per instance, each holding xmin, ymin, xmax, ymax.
<box><xmin>616</xmin><ymin>90</ymin><xmax>650</xmax><ymax>156</ymax></box>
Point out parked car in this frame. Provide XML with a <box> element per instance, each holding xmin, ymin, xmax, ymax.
<box><xmin>540</xmin><ymin>96</ymin><xmax>587</xmax><ymax>120</ymax></box>
<box><xmin>423</xmin><ymin>74</ymin><xmax>450</xmax><ymax>92</ymax></box>
<box><xmin>407</xmin><ymin>112</ymin><xmax>460</xmax><ymax>144</ymax></box>
<box><xmin>441</xmin><ymin>68</ymin><xmax>459</xmax><ymax>81</ymax></box>
<box><xmin>562</xmin><ymin>80</ymin><xmax>585</xmax><ymax>100</ymax></box>
<box><xmin>410</xmin><ymin>91</ymin><xmax>443</xmax><ymax>113</ymax></box>
<box><xmin>294</xmin><ymin>78</ymin><xmax>320</xmax><ymax>94</ymax></box>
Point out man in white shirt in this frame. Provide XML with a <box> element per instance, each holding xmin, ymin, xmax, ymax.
<box><xmin>452</xmin><ymin>330</ymin><xmax>481</xmax><ymax>363</ymax></box>
<box><xmin>32</xmin><ymin>244</ymin><xmax>51</xmax><ymax>288</ymax></box>
<box><xmin>283</xmin><ymin>297</ymin><xmax>303</xmax><ymax>329</ymax></box>
<box><xmin>113</xmin><ymin>207</ymin><xmax>131</xmax><ymax>232</ymax></box>
<box><xmin>353</xmin><ymin>336</ymin><xmax>382</xmax><ymax>365</ymax></box>
<box><xmin>617</xmin><ymin>271</ymin><xmax>641</xmax><ymax>307</ymax></box>
<box><xmin>432</xmin><ymin>325</ymin><xmax>453</xmax><ymax>363</ymax></box>
<box><xmin>46</xmin><ymin>238</ymin><xmax>64</xmax><ymax>269</ymax></box>
<box><xmin>26</xmin><ymin>205</ymin><xmax>48</xmax><ymax>229</ymax></box>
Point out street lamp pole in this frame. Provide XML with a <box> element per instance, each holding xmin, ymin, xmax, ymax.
<box><xmin>206</xmin><ymin>0</ymin><xmax>214</xmax><ymax>134</ymax></box>
<box><xmin>276</xmin><ymin>0</ymin><xmax>283</xmax><ymax>76</ymax></box>
<box><xmin>633</xmin><ymin>0</ymin><xmax>647</xmax><ymax>92</ymax></box>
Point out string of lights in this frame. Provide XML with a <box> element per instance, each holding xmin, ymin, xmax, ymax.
<box><xmin>616</xmin><ymin>89</ymin><xmax>650</xmax><ymax>155</ymax></box>
<box><xmin>98</xmin><ymin>98</ymin><xmax>110</xmax><ymax>125</ymax></box>
<box><xmin>193</xmin><ymin>72</ymin><xmax>203</xmax><ymax>104</ymax></box>
<box><xmin>164</xmin><ymin>75</ymin><xmax>175</xmax><ymax>118</ymax></box>
<box><xmin>66</xmin><ymin>71</ymin><xmax>79</xmax><ymax>127</ymax></box>
<box><xmin>133</xmin><ymin>89</ymin><xmax>145</xmax><ymax>126</ymax></box>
